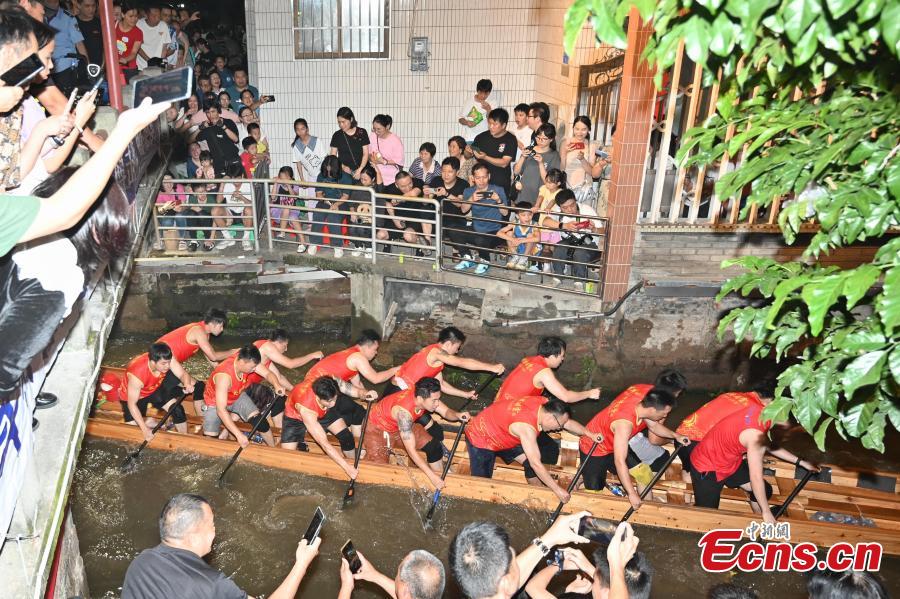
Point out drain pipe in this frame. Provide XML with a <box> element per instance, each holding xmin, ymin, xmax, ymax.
<box><xmin>484</xmin><ymin>280</ymin><xmax>645</xmax><ymax>328</ymax></box>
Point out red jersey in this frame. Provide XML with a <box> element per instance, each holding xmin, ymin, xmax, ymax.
<box><xmin>395</xmin><ymin>344</ymin><xmax>443</xmax><ymax>388</ymax></box>
<box><xmin>496</xmin><ymin>356</ymin><xmax>550</xmax><ymax>403</ymax></box>
<box><xmin>118</xmin><ymin>353</ymin><xmax>166</xmax><ymax>400</ymax></box>
<box><xmin>115</xmin><ymin>25</ymin><xmax>143</xmax><ymax>71</ymax></box>
<box><xmin>305</xmin><ymin>345</ymin><xmax>360</xmax><ymax>382</ymax></box>
<box><xmin>580</xmin><ymin>384</ymin><xmax>651</xmax><ymax>457</ymax></box>
<box><xmin>285</xmin><ymin>379</ymin><xmax>327</xmax><ymax>421</ymax></box>
<box><xmin>369</xmin><ymin>389</ymin><xmax>425</xmax><ymax>434</ymax></box>
<box><xmin>245</xmin><ymin>339</ymin><xmax>272</xmax><ymax>386</ymax></box>
<box><xmin>203</xmin><ymin>356</ymin><xmax>252</xmax><ymax>407</ymax></box>
<box><xmin>690</xmin><ymin>405</ymin><xmax>773</xmax><ymax>481</ymax></box>
<box><xmin>676</xmin><ymin>392</ymin><xmax>764</xmax><ymax>442</ymax></box>
<box><xmin>156</xmin><ymin>321</ymin><xmax>204</xmax><ymax>363</ymax></box>
<box><xmin>466</xmin><ymin>395</ymin><xmax>546</xmax><ymax>451</ymax></box>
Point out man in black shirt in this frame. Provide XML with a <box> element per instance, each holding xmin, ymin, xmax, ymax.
<box><xmin>431</xmin><ymin>156</ymin><xmax>470</xmax><ymax>255</ymax></box>
<box><xmin>472</xmin><ymin>108</ymin><xmax>517</xmax><ymax>194</ymax></box>
<box><xmin>75</xmin><ymin>0</ymin><xmax>103</xmax><ymax>66</ymax></box>
<box><xmin>191</xmin><ymin>105</ymin><xmax>240</xmax><ymax>176</ymax></box>
<box><xmin>122</xmin><ymin>493</ymin><xmax>320</xmax><ymax>599</ymax></box>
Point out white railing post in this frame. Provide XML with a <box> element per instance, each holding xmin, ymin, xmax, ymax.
<box><xmin>264</xmin><ymin>180</ymin><xmax>273</xmax><ymax>250</ymax></box>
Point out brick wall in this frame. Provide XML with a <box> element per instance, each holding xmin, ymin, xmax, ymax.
<box><xmin>631</xmin><ymin>228</ymin><xmax>882</xmax><ymax>284</ymax></box>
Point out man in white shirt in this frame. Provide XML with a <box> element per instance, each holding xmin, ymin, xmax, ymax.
<box><xmin>136</xmin><ymin>5</ymin><xmax>173</xmax><ymax>71</ymax></box>
<box><xmin>509</xmin><ymin>103</ymin><xmax>534</xmax><ymax>159</ymax></box>
<box><xmin>458</xmin><ymin>79</ymin><xmax>496</xmax><ymax>141</ymax></box>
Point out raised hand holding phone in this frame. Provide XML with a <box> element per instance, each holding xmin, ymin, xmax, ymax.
<box><xmin>302</xmin><ymin>507</ymin><xmax>326</xmax><ymax>544</ymax></box>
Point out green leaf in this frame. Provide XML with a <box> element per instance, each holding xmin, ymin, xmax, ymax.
<box><xmin>783</xmin><ymin>0</ymin><xmax>818</xmax><ymax>43</ymax></box>
<box><xmin>697</xmin><ymin>0</ymin><xmax>725</xmax><ymax>10</ymax></box>
<box><xmin>632</xmin><ymin>0</ymin><xmax>656</xmax><ymax>20</ymax></box>
<box><xmin>857</xmin><ymin>0</ymin><xmax>885</xmax><ymax>20</ymax></box>
<box><xmin>889</xmin><ymin>346</ymin><xmax>900</xmax><ymax>385</ymax></box>
<box><xmin>793</xmin><ymin>388</ymin><xmax>823</xmax><ymax>433</ymax></box>
<box><xmin>683</xmin><ymin>16</ymin><xmax>711</xmax><ymax>66</ymax></box>
<box><xmin>862</xmin><ymin>409</ymin><xmax>886</xmax><ymax>452</ymax></box>
<box><xmin>563</xmin><ymin>0</ymin><xmax>591</xmax><ymax>56</ymax></box>
<box><xmin>887</xmin><ymin>161</ymin><xmax>900</xmax><ymax>200</ymax></box>
<box><xmin>832</xmin><ymin>327</ymin><xmax>886</xmax><ymax>352</ymax></box>
<box><xmin>877</xmin><ymin>266</ymin><xmax>900</xmax><ymax>334</ymax></box>
<box><xmin>793</xmin><ymin>19</ymin><xmax>820</xmax><ymax>65</ymax></box>
<box><xmin>825</xmin><ymin>0</ymin><xmax>859</xmax><ymax>19</ymax></box>
<box><xmin>841</xmin><ymin>350</ymin><xmax>887</xmax><ymax>401</ymax></box>
<box><xmin>843</xmin><ymin>264</ymin><xmax>881</xmax><ymax>309</ymax></box>
<box><xmin>732</xmin><ymin>308</ymin><xmax>757</xmax><ymax>341</ymax></box>
<box><xmin>886</xmin><ymin>397</ymin><xmax>900</xmax><ymax>432</ymax></box>
<box><xmin>590</xmin><ymin>0</ymin><xmax>627</xmax><ymax>49</ymax></box>
<box><xmin>813</xmin><ymin>417</ymin><xmax>833</xmax><ymax>451</ymax></box>
<box><xmin>765</xmin><ymin>275</ymin><xmax>809</xmax><ymax>329</ymax></box>
<box><xmin>839</xmin><ymin>398</ymin><xmax>876</xmax><ymax>437</ymax></box>
<box><xmin>709</xmin><ymin>12</ymin><xmax>735</xmax><ymax>56</ymax></box>
<box><xmin>881</xmin><ymin>0</ymin><xmax>900</xmax><ymax>57</ymax></box>
<box><xmin>801</xmin><ymin>274</ymin><xmax>845</xmax><ymax>336</ymax></box>
<box><xmin>762</xmin><ymin>397</ymin><xmax>792</xmax><ymax>424</ymax></box>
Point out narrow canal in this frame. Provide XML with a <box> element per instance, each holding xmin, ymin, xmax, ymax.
<box><xmin>71</xmin><ymin>333</ymin><xmax>900</xmax><ymax>597</ymax></box>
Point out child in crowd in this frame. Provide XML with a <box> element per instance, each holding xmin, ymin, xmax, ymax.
<box><xmin>509</xmin><ymin>103</ymin><xmax>534</xmax><ymax>157</ymax></box>
<box><xmin>155</xmin><ymin>175</ymin><xmax>189</xmax><ymax>251</ymax></box>
<box><xmin>240</xmin><ymin>137</ymin><xmax>259</xmax><ymax>178</ymax></box>
<box><xmin>213</xmin><ymin>163</ymin><xmax>255</xmax><ymax>251</ymax></box>
<box><xmin>536</xmin><ymin>168</ymin><xmax>566</xmax><ymax>272</ymax></box>
<box><xmin>409</xmin><ymin>142</ymin><xmax>439</xmax><ymax>185</ymax></box>
<box><xmin>271</xmin><ymin>166</ymin><xmax>306</xmax><ymax>245</ymax></box>
<box><xmin>248</xmin><ymin>122</ymin><xmax>269</xmax><ymax>157</ymax></box>
<box><xmin>497</xmin><ymin>201</ymin><xmax>541</xmax><ymax>270</ymax></box>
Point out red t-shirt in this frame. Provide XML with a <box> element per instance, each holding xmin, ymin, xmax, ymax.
<box><xmin>240</xmin><ymin>151</ymin><xmax>256</xmax><ymax>178</ymax></box>
<box><xmin>690</xmin><ymin>405</ymin><xmax>773</xmax><ymax>481</ymax></box>
<box><xmin>118</xmin><ymin>353</ymin><xmax>165</xmax><ymax>400</ymax></box>
<box><xmin>580</xmin><ymin>384</ymin><xmax>651</xmax><ymax>456</ymax></box>
<box><xmin>676</xmin><ymin>392</ymin><xmax>764</xmax><ymax>442</ymax></box>
<box><xmin>369</xmin><ymin>388</ymin><xmax>425</xmax><ymax>434</ymax></box>
<box><xmin>285</xmin><ymin>378</ymin><xmax>327</xmax><ymax>421</ymax></box>
<box><xmin>203</xmin><ymin>356</ymin><xmax>251</xmax><ymax>407</ymax></box>
<box><xmin>305</xmin><ymin>345</ymin><xmax>360</xmax><ymax>382</ymax></box>
<box><xmin>395</xmin><ymin>343</ymin><xmax>443</xmax><ymax>388</ymax></box>
<box><xmin>495</xmin><ymin>356</ymin><xmax>550</xmax><ymax>403</ymax></box>
<box><xmin>115</xmin><ymin>24</ymin><xmax>143</xmax><ymax>70</ymax></box>
<box><xmin>156</xmin><ymin>321</ymin><xmax>204</xmax><ymax>363</ymax></box>
<box><xmin>466</xmin><ymin>395</ymin><xmax>546</xmax><ymax>451</ymax></box>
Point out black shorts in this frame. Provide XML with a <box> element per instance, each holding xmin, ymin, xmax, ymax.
<box><xmin>280</xmin><ymin>408</ymin><xmax>345</xmax><ymax>445</ymax></box>
<box><xmin>580</xmin><ymin>448</ymin><xmax>643</xmax><ymax>491</ymax></box>
<box><xmin>336</xmin><ymin>393</ymin><xmax>365</xmax><ymax>426</ymax></box>
<box><xmin>122</xmin><ymin>385</ymin><xmax>176</xmax><ymax>423</ymax></box>
<box><xmin>678</xmin><ymin>440</ymin><xmax>699</xmax><ymax>472</ymax></box>
<box><xmin>691</xmin><ymin>460</ymin><xmax>773</xmax><ymax>509</ymax></box>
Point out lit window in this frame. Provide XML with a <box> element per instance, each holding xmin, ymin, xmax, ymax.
<box><xmin>293</xmin><ymin>0</ymin><xmax>390</xmax><ymax>59</ymax></box>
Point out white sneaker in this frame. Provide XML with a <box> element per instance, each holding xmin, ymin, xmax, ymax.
<box><xmin>351</xmin><ymin>249</ymin><xmax>362</xmax><ymax>257</ymax></box>
<box><xmin>307</xmin><ymin>245</ymin><xmax>318</xmax><ymax>255</ymax></box>
<box><xmin>574</xmin><ymin>281</ymin><xmax>584</xmax><ymax>291</ymax></box>
<box><xmin>216</xmin><ymin>238</ymin><xmax>236</xmax><ymax>249</ymax></box>
<box><xmin>548</xmin><ymin>277</ymin><xmax>562</xmax><ymax>287</ymax></box>
<box><xmin>241</xmin><ymin>239</ymin><xmax>253</xmax><ymax>251</ymax></box>
<box><xmin>333</xmin><ymin>248</ymin><xmax>344</xmax><ymax>258</ymax></box>
<box><xmin>296</xmin><ymin>244</ymin><xmax>307</xmax><ymax>254</ymax></box>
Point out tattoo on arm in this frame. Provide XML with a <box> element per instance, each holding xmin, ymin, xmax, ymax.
<box><xmin>336</xmin><ymin>378</ymin><xmax>355</xmax><ymax>396</ymax></box>
<box><xmin>397</xmin><ymin>411</ymin><xmax>414</xmax><ymax>440</ymax></box>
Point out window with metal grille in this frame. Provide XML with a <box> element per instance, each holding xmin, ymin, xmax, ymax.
<box><xmin>293</xmin><ymin>0</ymin><xmax>390</xmax><ymax>59</ymax></box>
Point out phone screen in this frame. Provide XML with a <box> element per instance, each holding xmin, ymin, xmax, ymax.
<box><xmin>570</xmin><ymin>142</ymin><xmax>585</xmax><ymax>150</ymax></box>
<box><xmin>132</xmin><ymin>66</ymin><xmax>194</xmax><ymax>108</ymax></box>
<box><xmin>577</xmin><ymin>517</ymin><xmax>616</xmax><ymax>542</ymax></box>
<box><xmin>1</xmin><ymin>53</ymin><xmax>45</xmax><ymax>88</ymax></box>
<box><xmin>302</xmin><ymin>507</ymin><xmax>325</xmax><ymax>543</ymax></box>
<box><xmin>341</xmin><ymin>540</ymin><xmax>362</xmax><ymax>574</ymax></box>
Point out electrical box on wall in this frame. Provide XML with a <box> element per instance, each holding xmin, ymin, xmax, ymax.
<box><xmin>409</xmin><ymin>36</ymin><xmax>429</xmax><ymax>71</ymax></box>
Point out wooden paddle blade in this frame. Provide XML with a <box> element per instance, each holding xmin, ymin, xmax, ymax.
<box><xmin>342</xmin><ymin>481</ymin><xmax>356</xmax><ymax>506</ymax></box>
<box><xmin>424</xmin><ymin>490</ymin><xmax>442</xmax><ymax>523</ymax></box>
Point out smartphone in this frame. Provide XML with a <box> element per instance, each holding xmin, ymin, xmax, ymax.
<box><xmin>132</xmin><ymin>66</ymin><xmax>194</xmax><ymax>108</ymax></box>
<box><xmin>1</xmin><ymin>53</ymin><xmax>45</xmax><ymax>88</ymax></box>
<box><xmin>577</xmin><ymin>517</ymin><xmax>617</xmax><ymax>542</ymax></box>
<box><xmin>265</xmin><ymin>94</ymin><xmax>275</xmax><ymax>103</ymax></box>
<box><xmin>596</xmin><ymin>149</ymin><xmax>610</xmax><ymax>160</ymax></box>
<box><xmin>469</xmin><ymin>145</ymin><xmax>481</xmax><ymax>154</ymax></box>
<box><xmin>570</xmin><ymin>141</ymin><xmax>586</xmax><ymax>150</ymax></box>
<box><xmin>302</xmin><ymin>506</ymin><xmax>325</xmax><ymax>544</ymax></box>
<box><xmin>341</xmin><ymin>540</ymin><xmax>362</xmax><ymax>574</ymax></box>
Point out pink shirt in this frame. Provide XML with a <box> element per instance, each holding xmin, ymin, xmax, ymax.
<box><xmin>156</xmin><ymin>184</ymin><xmax>187</xmax><ymax>205</ymax></box>
<box><xmin>369</xmin><ymin>132</ymin><xmax>404</xmax><ymax>185</ymax></box>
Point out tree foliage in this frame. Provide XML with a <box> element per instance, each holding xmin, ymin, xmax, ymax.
<box><xmin>565</xmin><ymin>0</ymin><xmax>900</xmax><ymax>451</ymax></box>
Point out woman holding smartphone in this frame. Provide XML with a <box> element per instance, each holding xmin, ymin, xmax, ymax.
<box><xmin>559</xmin><ymin>116</ymin><xmax>606</xmax><ymax>211</ymax></box>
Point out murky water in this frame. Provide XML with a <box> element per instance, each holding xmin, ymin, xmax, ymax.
<box><xmin>72</xmin><ymin>440</ymin><xmax>899</xmax><ymax>599</ymax></box>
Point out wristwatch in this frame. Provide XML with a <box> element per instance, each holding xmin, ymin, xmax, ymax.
<box><xmin>532</xmin><ymin>537</ymin><xmax>551</xmax><ymax>556</ymax></box>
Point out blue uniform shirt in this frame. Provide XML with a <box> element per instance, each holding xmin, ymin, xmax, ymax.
<box><xmin>47</xmin><ymin>8</ymin><xmax>85</xmax><ymax>73</ymax></box>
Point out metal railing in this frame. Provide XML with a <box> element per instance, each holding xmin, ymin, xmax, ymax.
<box><xmin>152</xmin><ymin>177</ymin><xmax>606</xmax><ymax>296</ymax></box>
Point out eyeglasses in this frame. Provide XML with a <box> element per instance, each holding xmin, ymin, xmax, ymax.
<box><xmin>535</xmin><ymin>135</ymin><xmax>550</xmax><ymax>142</ymax></box>
<box><xmin>551</xmin><ymin>414</ymin><xmax>563</xmax><ymax>430</ymax></box>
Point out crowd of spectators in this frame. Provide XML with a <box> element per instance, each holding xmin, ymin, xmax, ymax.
<box><xmin>124</xmin><ymin>494</ymin><xmax>890</xmax><ymax>599</ymax></box>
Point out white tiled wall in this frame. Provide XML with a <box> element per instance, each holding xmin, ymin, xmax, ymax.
<box><xmin>246</xmin><ymin>0</ymin><xmax>604</xmax><ymax>172</ymax></box>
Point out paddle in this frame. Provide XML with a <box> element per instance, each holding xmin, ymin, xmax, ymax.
<box><xmin>342</xmin><ymin>396</ymin><xmax>375</xmax><ymax>507</ymax></box>
<box><xmin>547</xmin><ymin>439</ymin><xmax>599</xmax><ymax>527</ymax></box>
<box><xmin>421</xmin><ymin>371</ymin><xmax>502</xmax><ymax>526</ymax></box>
<box><xmin>121</xmin><ymin>392</ymin><xmax>189</xmax><ymax>470</ymax></box>
<box><xmin>217</xmin><ymin>394</ymin><xmax>280</xmax><ymax>486</ymax></box>
<box><xmin>773</xmin><ymin>467</ymin><xmax>817</xmax><ymax>519</ymax></box>
<box><xmin>620</xmin><ymin>442</ymin><xmax>683</xmax><ymax>523</ymax></box>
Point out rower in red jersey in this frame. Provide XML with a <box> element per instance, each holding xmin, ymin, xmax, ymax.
<box><xmin>580</xmin><ymin>383</ymin><xmax>689</xmax><ymax>511</ymax></box>
<box><xmin>365</xmin><ymin>377</ymin><xmax>470</xmax><ymax>490</ymax></box>
<box><xmin>242</xmin><ymin>328</ymin><xmax>323</xmax><ymax>428</ymax></box>
<box><xmin>202</xmin><ymin>344</ymin><xmax>287</xmax><ymax>448</ymax></box>
<box><xmin>280</xmin><ymin>376</ymin><xmax>376</xmax><ymax>480</ymax></box>
<box><xmin>119</xmin><ymin>343</ymin><xmax>196</xmax><ymax>441</ymax></box>
<box><xmin>382</xmin><ymin>327</ymin><xmax>503</xmax><ymax>447</ymax></box>
<box><xmin>466</xmin><ymin>396</ymin><xmax>602</xmax><ymax>503</ymax></box>
<box><xmin>303</xmin><ymin>329</ymin><xmax>398</xmax><ymax>438</ymax></box>
<box><xmin>156</xmin><ymin>308</ymin><xmax>237</xmax><ymax>414</ymax></box>
<box><xmin>689</xmin><ymin>387</ymin><xmax>818</xmax><ymax>523</ymax></box>
<box><xmin>496</xmin><ymin>337</ymin><xmax>600</xmax><ymax>404</ymax></box>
